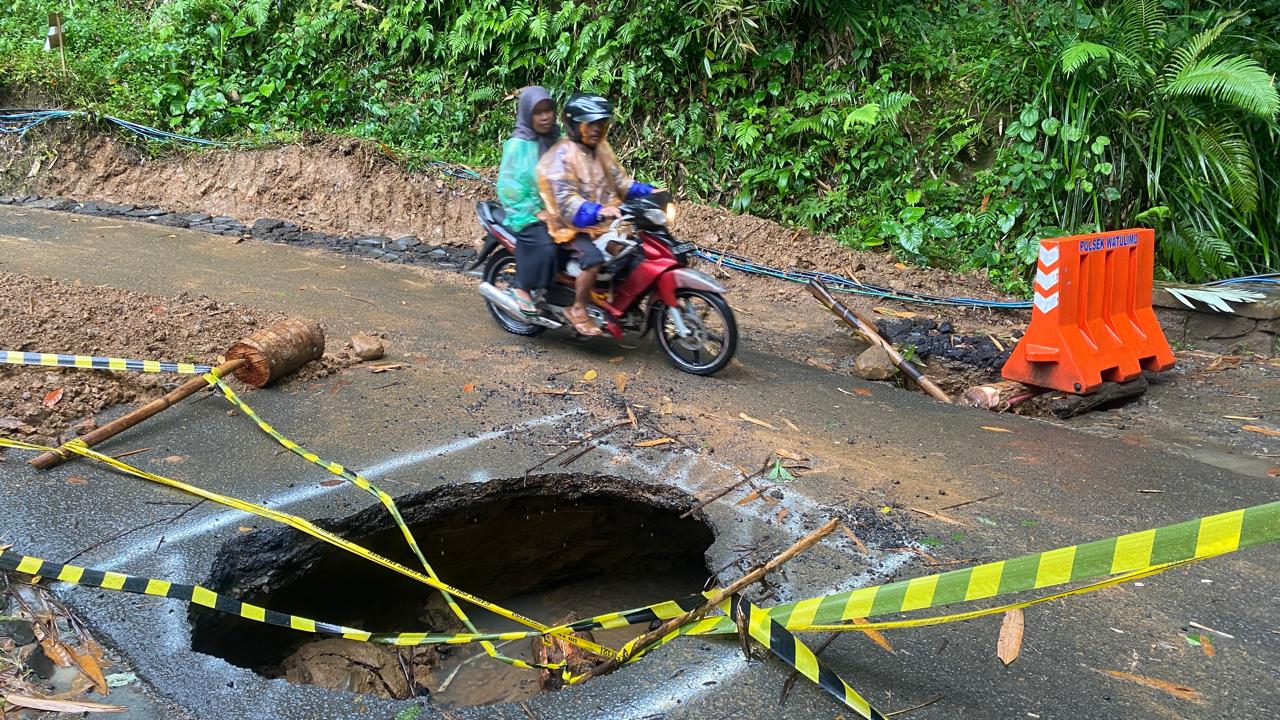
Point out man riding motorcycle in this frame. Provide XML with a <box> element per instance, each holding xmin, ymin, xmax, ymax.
<box><xmin>536</xmin><ymin>93</ymin><xmax>654</xmax><ymax>336</ymax></box>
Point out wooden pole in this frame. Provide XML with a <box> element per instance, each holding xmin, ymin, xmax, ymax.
<box><xmin>807</xmin><ymin>279</ymin><xmax>953</xmax><ymax>404</ymax></box>
<box><xmin>582</xmin><ymin>518</ymin><xmax>839</xmax><ymax>679</ymax></box>
<box><xmin>29</xmin><ymin>359</ymin><xmax>244</xmax><ymax>470</ymax></box>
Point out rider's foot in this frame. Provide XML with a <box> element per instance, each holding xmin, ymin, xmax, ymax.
<box><xmin>565</xmin><ymin>305</ymin><xmax>603</xmax><ymax>336</ymax></box>
<box><xmin>510</xmin><ymin>288</ymin><xmax>538</xmax><ymax>316</ymax></box>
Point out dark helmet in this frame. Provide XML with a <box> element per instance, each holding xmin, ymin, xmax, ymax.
<box><xmin>564</xmin><ymin>93</ymin><xmax>614</xmax><ymax>124</ymax></box>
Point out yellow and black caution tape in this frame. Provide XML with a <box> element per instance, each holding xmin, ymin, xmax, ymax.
<box><xmin>1</xmin><ymin>348</ymin><xmax>611</xmax><ymax>670</ymax></box>
<box><xmin>0</xmin><ymin>436</ymin><xmax>621</xmax><ymax>663</ymax></box>
<box><xmin>736</xmin><ymin>594</ymin><xmax>887</xmax><ymax>720</ymax></box>
<box><xmin>202</xmin><ymin>375</ymin><xmax>530</xmax><ymax>671</ymax></box>
<box><xmin>689</xmin><ymin>499</ymin><xmax>1280</xmax><ymax>636</ymax></box>
<box><xmin>0</xmin><ymin>548</ymin><xmax>545</xmax><ymax>646</ymax></box>
<box><xmin>1</xmin><ymin>350</ymin><xmax>212</xmax><ymax>375</ymax></box>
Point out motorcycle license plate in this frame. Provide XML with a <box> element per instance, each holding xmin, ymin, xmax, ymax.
<box><xmin>671</xmin><ymin>242</ymin><xmax>697</xmax><ymax>255</ymax></box>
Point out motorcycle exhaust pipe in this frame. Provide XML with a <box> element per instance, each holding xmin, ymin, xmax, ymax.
<box><xmin>478</xmin><ymin>283</ymin><xmax>563</xmax><ymax>329</ymax></box>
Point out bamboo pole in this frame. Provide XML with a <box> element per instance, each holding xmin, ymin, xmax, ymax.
<box><xmin>30</xmin><ymin>359</ymin><xmax>244</xmax><ymax>470</ymax></box>
<box><xmin>583</xmin><ymin>518</ymin><xmax>839</xmax><ymax>679</ymax></box>
<box><xmin>807</xmin><ymin>279</ymin><xmax>953</xmax><ymax>403</ymax></box>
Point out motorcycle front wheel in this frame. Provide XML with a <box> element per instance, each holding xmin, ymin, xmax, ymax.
<box><xmin>655</xmin><ymin>289</ymin><xmax>738</xmax><ymax>376</ymax></box>
<box><xmin>483</xmin><ymin>251</ymin><xmax>546</xmax><ymax>337</ymax></box>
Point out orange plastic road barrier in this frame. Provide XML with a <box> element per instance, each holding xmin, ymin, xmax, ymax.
<box><xmin>1002</xmin><ymin>228</ymin><xmax>1174</xmax><ymax>394</ymax></box>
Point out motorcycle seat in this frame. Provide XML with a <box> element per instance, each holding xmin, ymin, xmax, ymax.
<box><xmin>476</xmin><ymin>200</ymin><xmax>507</xmax><ymax>227</ymax></box>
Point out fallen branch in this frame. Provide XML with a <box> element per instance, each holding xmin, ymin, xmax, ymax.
<box><xmin>583</xmin><ymin>518</ymin><xmax>840</xmax><ymax>679</ymax></box>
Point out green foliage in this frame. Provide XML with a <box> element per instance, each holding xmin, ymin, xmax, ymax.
<box><xmin>1</xmin><ymin>0</ymin><xmax>1276</xmax><ymax>288</ymax></box>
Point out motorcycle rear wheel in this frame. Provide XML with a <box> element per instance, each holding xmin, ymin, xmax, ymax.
<box><xmin>483</xmin><ymin>251</ymin><xmax>546</xmax><ymax>337</ymax></box>
<box><xmin>655</xmin><ymin>289</ymin><xmax>738</xmax><ymax>376</ymax></box>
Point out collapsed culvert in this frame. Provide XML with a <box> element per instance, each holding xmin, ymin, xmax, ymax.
<box><xmin>189</xmin><ymin>474</ymin><xmax>715</xmax><ymax>708</ymax></box>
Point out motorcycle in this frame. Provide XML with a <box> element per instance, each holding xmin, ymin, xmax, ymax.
<box><xmin>471</xmin><ymin>190</ymin><xmax>738</xmax><ymax>376</ymax></box>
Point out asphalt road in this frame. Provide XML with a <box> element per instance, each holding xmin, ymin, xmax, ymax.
<box><xmin>1</xmin><ymin>206</ymin><xmax>1276</xmax><ymax>719</ymax></box>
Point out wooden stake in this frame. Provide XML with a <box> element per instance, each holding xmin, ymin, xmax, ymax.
<box><xmin>807</xmin><ymin>280</ymin><xmax>952</xmax><ymax>403</ymax></box>
<box><xmin>582</xmin><ymin>518</ymin><xmax>839</xmax><ymax>679</ymax></box>
<box><xmin>29</xmin><ymin>359</ymin><xmax>244</xmax><ymax>470</ymax></box>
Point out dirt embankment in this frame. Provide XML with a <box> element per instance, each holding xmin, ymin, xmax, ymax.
<box><xmin>4</xmin><ymin>128</ymin><xmax>1009</xmax><ymax>304</ymax></box>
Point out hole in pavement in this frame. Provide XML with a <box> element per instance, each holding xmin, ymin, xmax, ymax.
<box><xmin>189</xmin><ymin>474</ymin><xmax>714</xmax><ymax>708</ymax></box>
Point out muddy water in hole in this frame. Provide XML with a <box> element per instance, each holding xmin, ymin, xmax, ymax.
<box><xmin>426</xmin><ymin>570</ymin><xmax>708</xmax><ymax>708</ymax></box>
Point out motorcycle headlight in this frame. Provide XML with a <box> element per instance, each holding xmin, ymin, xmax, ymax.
<box><xmin>666</xmin><ymin>203</ymin><xmax>678</xmax><ymax>224</ymax></box>
<box><xmin>644</xmin><ymin>208</ymin><xmax>668</xmax><ymax>225</ymax></box>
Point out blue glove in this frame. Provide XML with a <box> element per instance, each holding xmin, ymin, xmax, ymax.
<box><xmin>625</xmin><ymin>182</ymin><xmax>655</xmax><ymax>200</ymax></box>
<box><xmin>573</xmin><ymin>201</ymin><xmax>604</xmax><ymax>228</ymax></box>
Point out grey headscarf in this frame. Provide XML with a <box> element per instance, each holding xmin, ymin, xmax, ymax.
<box><xmin>511</xmin><ymin>85</ymin><xmax>561</xmax><ymax>156</ymax></box>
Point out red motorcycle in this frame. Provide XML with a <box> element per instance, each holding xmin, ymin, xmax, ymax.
<box><xmin>471</xmin><ymin>190</ymin><xmax>738</xmax><ymax>375</ymax></box>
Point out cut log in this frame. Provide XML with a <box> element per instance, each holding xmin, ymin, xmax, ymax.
<box><xmin>962</xmin><ymin>380</ymin><xmax>1046</xmax><ymax>410</ymax></box>
<box><xmin>531</xmin><ymin>613</ymin><xmax>599</xmax><ymax>691</ymax></box>
<box><xmin>225</xmin><ymin>317</ymin><xmax>325</xmax><ymax>387</ymax></box>
<box><xmin>1051</xmin><ymin>377</ymin><xmax>1148</xmax><ymax>419</ymax></box>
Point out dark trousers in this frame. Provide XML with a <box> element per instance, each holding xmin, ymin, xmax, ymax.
<box><xmin>513</xmin><ymin>222</ymin><xmax>558</xmax><ymax>291</ymax></box>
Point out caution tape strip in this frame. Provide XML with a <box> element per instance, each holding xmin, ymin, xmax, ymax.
<box><xmin>0</xmin><ymin>548</ymin><xmax>541</xmax><ymax>646</ymax></box>
<box><xmin>0</xmin><ymin>436</ymin><xmax>621</xmax><ymax>663</ymax></box>
<box><xmin>737</xmin><ymin>595</ymin><xmax>887</xmax><ymax>720</ymax></box>
<box><xmin>691</xmin><ymin>500</ymin><xmax>1280</xmax><ymax>636</ymax></box>
<box><xmin>1</xmin><ymin>350</ymin><xmax>212</xmax><ymax>375</ymax></box>
<box><xmin>202</xmin><ymin>376</ymin><xmax>528</xmax><ymax>671</ymax></box>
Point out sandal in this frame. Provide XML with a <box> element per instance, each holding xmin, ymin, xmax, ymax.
<box><xmin>565</xmin><ymin>306</ymin><xmax>603</xmax><ymax>336</ymax></box>
<box><xmin>508</xmin><ymin>289</ymin><xmax>539</xmax><ymax>316</ymax></box>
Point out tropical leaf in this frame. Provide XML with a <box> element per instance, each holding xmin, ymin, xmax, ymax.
<box><xmin>1192</xmin><ymin>121</ymin><xmax>1261</xmax><ymax>213</ymax></box>
<box><xmin>1161</xmin><ymin>54</ymin><xmax>1280</xmax><ymax>118</ymax></box>
<box><xmin>1119</xmin><ymin>0</ymin><xmax>1166</xmax><ymax>47</ymax></box>
<box><xmin>1165</xmin><ymin>13</ymin><xmax>1241</xmax><ymax>79</ymax></box>
<box><xmin>1060</xmin><ymin>41</ymin><xmax>1113</xmax><ymax>74</ymax></box>
<box><xmin>1165</xmin><ymin>286</ymin><xmax>1265</xmax><ymax>312</ymax></box>
<box><xmin>843</xmin><ymin>102</ymin><xmax>880</xmax><ymax>131</ymax></box>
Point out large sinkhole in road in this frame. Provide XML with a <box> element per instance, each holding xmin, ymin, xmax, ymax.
<box><xmin>190</xmin><ymin>474</ymin><xmax>714</xmax><ymax>708</ymax></box>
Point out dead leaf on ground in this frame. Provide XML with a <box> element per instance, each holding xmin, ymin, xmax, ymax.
<box><xmin>161</xmin><ymin>455</ymin><xmax>185</xmax><ymax>464</ymax></box>
<box><xmin>1268</xmin><ymin>467</ymin><xmax>1280</xmax><ymax>477</ymax></box>
<box><xmin>582</xmin><ymin>370</ymin><xmax>598</xmax><ymax>382</ymax></box>
<box><xmin>65</xmin><ymin>476</ymin><xmax>88</xmax><ymax>485</ymax></box>
<box><xmin>775</xmin><ymin>449</ymin><xmax>805</xmax><ymax>461</ymax></box>
<box><xmin>981</xmin><ymin>426</ymin><xmax>1013</xmax><ymax>433</ymax></box>
<box><xmin>463</xmin><ymin>383</ymin><xmax>475</xmax><ymax>393</ymax></box>
<box><xmin>42</xmin><ymin>388</ymin><xmax>64</xmax><ymax>407</ymax></box>
<box><xmin>997</xmin><ymin>608</ymin><xmax>1024</xmax><ymax>666</ymax></box>
<box><xmin>775</xmin><ymin>507</ymin><xmax>790</xmax><ymax>523</ymax></box>
<box><xmin>608</xmin><ymin>356</ymin><xmax>624</xmax><ymax>364</ymax></box>
<box><xmin>71</xmin><ymin>649</ymin><xmax>109</xmax><ymax>695</ymax></box>
<box><xmin>1097</xmin><ymin>669</ymin><xmax>1204</xmax><ymax>703</ymax></box>
<box><xmin>634</xmin><ymin>438</ymin><xmax>674</xmax><ymax>448</ymax></box>
<box><xmin>3</xmin><ymin>695</ymin><xmax>124</xmax><ymax>714</ymax></box>
<box><xmin>851</xmin><ymin>387</ymin><xmax>872</xmax><ymax>397</ymax></box>
<box><xmin>614</xmin><ymin>373</ymin><xmax>627</xmax><ymax>393</ymax></box>
<box><xmin>987</xmin><ymin>334</ymin><xmax>1006</xmax><ymax>352</ymax></box>
<box><xmin>320</xmin><ymin>479</ymin><xmax>344</xmax><ymax>487</ymax></box>
<box><xmin>1242</xmin><ymin>424</ymin><xmax>1280</xmax><ymax>437</ymax></box>
<box><xmin>237</xmin><ymin>526</ymin><xmax>255</xmax><ymax>533</ymax></box>
<box><xmin>739</xmin><ymin>413</ymin><xmax>778</xmax><ymax>430</ymax></box>
<box><xmin>850</xmin><ymin>618</ymin><xmax>894</xmax><ymax>653</ymax></box>
<box><xmin>626</xmin><ymin>406</ymin><xmax>639</xmax><ymax>430</ymax></box>
<box><xmin>736</xmin><ymin>490</ymin><xmax>762</xmax><ymax>506</ymax></box>
<box><xmin>1201</xmin><ymin>635</ymin><xmax>1216</xmax><ymax>657</ymax></box>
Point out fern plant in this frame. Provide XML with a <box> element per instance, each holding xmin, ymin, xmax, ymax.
<box><xmin>1050</xmin><ymin>3</ymin><xmax>1279</xmax><ymax>279</ymax></box>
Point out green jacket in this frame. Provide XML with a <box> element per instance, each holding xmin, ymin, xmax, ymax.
<box><xmin>496</xmin><ymin>137</ymin><xmax>543</xmax><ymax>232</ymax></box>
